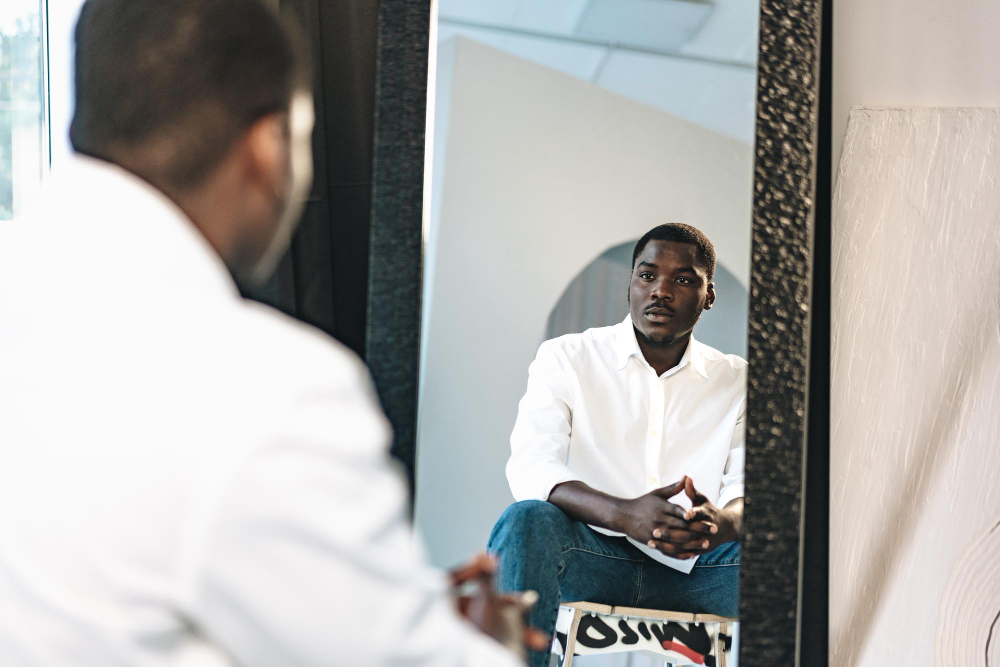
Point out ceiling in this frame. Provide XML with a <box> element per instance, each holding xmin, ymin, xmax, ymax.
<box><xmin>436</xmin><ymin>0</ymin><xmax>760</xmax><ymax>143</ymax></box>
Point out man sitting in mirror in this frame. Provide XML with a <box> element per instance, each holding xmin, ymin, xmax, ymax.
<box><xmin>489</xmin><ymin>223</ymin><xmax>745</xmax><ymax>666</ymax></box>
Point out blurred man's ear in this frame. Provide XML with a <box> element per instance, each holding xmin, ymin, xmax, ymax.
<box><xmin>244</xmin><ymin>112</ymin><xmax>290</xmax><ymax>200</ymax></box>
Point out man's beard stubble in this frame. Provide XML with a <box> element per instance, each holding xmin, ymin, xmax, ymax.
<box><xmin>634</xmin><ymin>325</ymin><xmax>677</xmax><ymax>348</ymax></box>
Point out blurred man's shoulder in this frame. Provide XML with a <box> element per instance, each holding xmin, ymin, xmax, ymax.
<box><xmin>231</xmin><ymin>299</ymin><xmax>368</xmax><ymax>386</ymax></box>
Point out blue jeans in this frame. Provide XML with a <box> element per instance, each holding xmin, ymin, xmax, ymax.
<box><xmin>488</xmin><ymin>500</ymin><xmax>740</xmax><ymax>667</ymax></box>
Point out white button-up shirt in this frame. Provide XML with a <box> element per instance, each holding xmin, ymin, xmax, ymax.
<box><xmin>506</xmin><ymin>316</ymin><xmax>746</xmax><ymax>573</ymax></box>
<box><xmin>0</xmin><ymin>155</ymin><xmax>519</xmax><ymax>667</ymax></box>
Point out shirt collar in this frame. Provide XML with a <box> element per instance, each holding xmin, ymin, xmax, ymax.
<box><xmin>53</xmin><ymin>153</ymin><xmax>241</xmax><ymax>300</ymax></box>
<box><xmin>614</xmin><ymin>315</ymin><xmax>709</xmax><ymax>379</ymax></box>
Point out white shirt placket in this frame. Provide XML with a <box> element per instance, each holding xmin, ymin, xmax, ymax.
<box><xmin>645</xmin><ymin>371</ymin><xmax>665</xmax><ymax>489</ymax></box>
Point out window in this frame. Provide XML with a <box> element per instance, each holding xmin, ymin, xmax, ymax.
<box><xmin>0</xmin><ymin>0</ymin><xmax>48</xmax><ymax>222</ymax></box>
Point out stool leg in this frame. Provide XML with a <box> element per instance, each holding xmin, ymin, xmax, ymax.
<box><xmin>718</xmin><ymin>622</ymin><xmax>728</xmax><ymax>667</ymax></box>
<box><xmin>562</xmin><ymin>609</ymin><xmax>582</xmax><ymax>667</ymax></box>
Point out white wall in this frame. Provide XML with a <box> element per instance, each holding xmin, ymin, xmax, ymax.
<box><xmin>414</xmin><ymin>38</ymin><xmax>753</xmax><ymax>569</ymax></box>
<box><xmin>832</xmin><ymin>0</ymin><xmax>1000</xmax><ymax>170</ymax></box>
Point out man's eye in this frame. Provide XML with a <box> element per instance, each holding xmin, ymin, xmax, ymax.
<box><xmin>676</xmin><ymin>277</ymin><xmax>691</xmax><ymax>285</ymax></box>
<box><xmin>639</xmin><ymin>272</ymin><xmax>653</xmax><ymax>279</ymax></box>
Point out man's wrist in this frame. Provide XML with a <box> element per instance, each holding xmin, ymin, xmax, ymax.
<box><xmin>718</xmin><ymin>507</ymin><xmax>741</xmax><ymax>543</ymax></box>
<box><xmin>606</xmin><ymin>497</ymin><xmax>630</xmax><ymax>534</ymax></box>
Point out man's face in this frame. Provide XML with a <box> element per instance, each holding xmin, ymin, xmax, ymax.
<box><xmin>628</xmin><ymin>240</ymin><xmax>715</xmax><ymax>346</ymax></box>
<box><xmin>247</xmin><ymin>90</ymin><xmax>315</xmax><ymax>286</ymax></box>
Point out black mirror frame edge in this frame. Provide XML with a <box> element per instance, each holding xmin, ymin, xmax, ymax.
<box><xmin>364</xmin><ymin>1</ymin><xmax>832</xmax><ymax>665</ymax></box>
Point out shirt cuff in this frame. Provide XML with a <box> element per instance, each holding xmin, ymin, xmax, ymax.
<box><xmin>717</xmin><ymin>483</ymin><xmax>745</xmax><ymax>509</ymax></box>
<box><xmin>509</xmin><ymin>466</ymin><xmax>580</xmax><ymax>503</ymax></box>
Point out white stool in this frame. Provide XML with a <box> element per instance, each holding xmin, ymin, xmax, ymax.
<box><xmin>552</xmin><ymin>601</ymin><xmax>736</xmax><ymax>667</ymax></box>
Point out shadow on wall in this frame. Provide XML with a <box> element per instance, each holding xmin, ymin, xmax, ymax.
<box><xmin>545</xmin><ymin>240</ymin><xmax>748</xmax><ymax>358</ymax></box>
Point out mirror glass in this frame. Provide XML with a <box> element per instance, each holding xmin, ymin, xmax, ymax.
<box><xmin>415</xmin><ymin>1</ymin><xmax>759</xmax><ymax>663</ymax></box>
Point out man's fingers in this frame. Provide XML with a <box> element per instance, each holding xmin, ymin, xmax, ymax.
<box><xmin>658</xmin><ymin>502</ymin><xmax>688</xmax><ymax>520</ymax></box>
<box><xmin>651</xmin><ymin>527</ymin><xmax>706</xmax><ymax>543</ymax></box>
<box><xmin>687</xmin><ymin>520</ymin><xmax>717</xmax><ymax>535</ymax></box>
<box><xmin>682</xmin><ymin>537</ymin><xmax>712</xmax><ymax>551</ymax></box>
<box><xmin>655</xmin><ymin>514</ymin><xmax>694</xmax><ymax>530</ymax></box>
<box><xmin>652</xmin><ymin>476</ymin><xmax>688</xmax><ymax>499</ymax></box>
<box><xmin>449</xmin><ymin>553</ymin><xmax>496</xmax><ymax>586</ymax></box>
<box><xmin>685</xmin><ymin>506</ymin><xmax>716</xmax><ymax>523</ymax></box>
<box><xmin>647</xmin><ymin>538</ymin><xmax>713</xmax><ymax>556</ymax></box>
<box><xmin>524</xmin><ymin>628</ymin><xmax>550</xmax><ymax>652</ymax></box>
<box><xmin>684</xmin><ymin>476</ymin><xmax>709</xmax><ymax>506</ymax></box>
<box><xmin>646</xmin><ymin>539</ymin><xmax>710</xmax><ymax>555</ymax></box>
<box><xmin>498</xmin><ymin>590</ymin><xmax>539</xmax><ymax>612</ymax></box>
<box><xmin>646</xmin><ymin>539</ymin><xmax>684</xmax><ymax>555</ymax></box>
<box><xmin>653</xmin><ymin>513</ymin><xmax>715</xmax><ymax>535</ymax></box>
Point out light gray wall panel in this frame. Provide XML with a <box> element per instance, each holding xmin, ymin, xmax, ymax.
<box><xmin>831</xmin><ymin>107</ymin><xmax>1000</xmax><ymax>667</ymax></box>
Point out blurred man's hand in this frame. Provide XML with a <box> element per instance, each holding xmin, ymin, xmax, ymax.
<box><xmin>450</xmin><ymin>553</ymin><xmax>549</xmax><ymax>659</ymax></box>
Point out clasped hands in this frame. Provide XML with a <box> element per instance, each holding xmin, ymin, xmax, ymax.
<box><xmin>616</xmin><ymin>475</ymin><xmax>737</xmax><ymax>559</ymax></box>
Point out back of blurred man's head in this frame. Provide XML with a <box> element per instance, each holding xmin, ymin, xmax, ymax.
<box><xmin>70</xmin><ymin>0</ymin><xmax>314</xmax><ymax>284</ymax></box>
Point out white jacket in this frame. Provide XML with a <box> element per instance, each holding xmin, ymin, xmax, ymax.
<box><xmin>0</xmin><ymin>154</ymin><xmax>518</xmax><ymax>667</ymax></box>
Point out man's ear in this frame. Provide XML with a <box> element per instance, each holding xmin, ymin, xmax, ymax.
<box><xmin>243</xmin><ymin>112</ymin><xmax>289</xmax><ymax>199</ymax></box>
<box><xmin>705</xmin><ymin>281</ymin><xmax>716</xmax><ymax>310</ymax></box>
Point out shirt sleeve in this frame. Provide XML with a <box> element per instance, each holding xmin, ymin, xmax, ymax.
<box><xmin>506</xmin><ymin>340</ymin><xmax>580</xmax><ymax>502</ymax></box>
<box><xmin>717</xmin><ymin>396</ymin><xmax>746</xmax><ymax>508</ymax></box>
<box><xmin>184</xmin><ymin>359</ymin><xmax>522</xmax><ymax>667</ymax></box>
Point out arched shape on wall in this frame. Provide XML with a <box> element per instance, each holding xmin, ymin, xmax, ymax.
<box><xmin>545</xmin><ymin>240</ymin><xmax>748</xmax><ymax>358</ymax></box>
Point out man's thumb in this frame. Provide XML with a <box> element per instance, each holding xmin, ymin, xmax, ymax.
<box><xmin>654</xmin><ymin>476</ymin><xmax>688</xmax><ymax>498</ymax></box>
<box><xmin>684</xmin><ymin>476</ymin><xmax>706</xmax><ymax>504</ymax></box>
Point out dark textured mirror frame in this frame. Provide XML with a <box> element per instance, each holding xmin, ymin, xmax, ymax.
<box><xmin>364</xmin><ymin>0</ymin><xmax>830</xmax><ymax>665</ymax></box>
<box><xmin>740</xmin><ymin>0</ymin><xmax>829</xmax><ymax>663</ymax></box>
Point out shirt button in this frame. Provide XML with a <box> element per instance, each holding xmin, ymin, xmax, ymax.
<box><xmin>648</xmin><ymin>476</ymin><xmax>658</xmax><ymax>485</ymax></box>
<box><xmin>651</xmin><ymin>429</ymin><xmax>660</xmax><ymax>437</ymax></box>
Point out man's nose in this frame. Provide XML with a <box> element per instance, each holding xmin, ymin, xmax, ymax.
<box><xmin>651</xmin><ymin>279</ymin><xmax>673</xmax><ymax>300</ymax></box>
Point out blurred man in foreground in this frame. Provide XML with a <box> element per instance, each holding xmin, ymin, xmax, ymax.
<box><xmin>0</xmin><ymin>0</ymin><xmax>531</xmax><ymax>664</ymax></box>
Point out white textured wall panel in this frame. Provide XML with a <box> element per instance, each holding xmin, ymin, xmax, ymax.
<box><xmin>831</xmin><ymin>108</ymin><xmax>1000</xmax><ymax>666</ymax></box>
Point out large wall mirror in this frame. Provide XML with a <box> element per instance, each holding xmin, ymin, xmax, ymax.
<box><xmin>366</xmin><ymin>0</ymin><xmax>827</xmax><ymax>663</ymax></box>
<box><xmin>414</xmin><ymin>3</ymin><xmax>758</xmax><ymax>666</ymax></box>
<box><xmin>415</xmin><ymin>0</ymin><xmax>759</xmax><ymax>567</ymax></box>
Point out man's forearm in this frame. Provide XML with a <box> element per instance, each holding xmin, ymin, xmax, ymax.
<box><xmin>719</xmin><ymin>498</ymin><xmax>744</xmax><ymax>542</ymax></box>
<box><xmin>547</xmin><ymin>481</ymin><xmax>626</xmax><ymax>533</ymax></box>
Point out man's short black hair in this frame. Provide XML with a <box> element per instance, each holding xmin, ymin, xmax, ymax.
<box><xmin>70</xmin><ymin>0</ymin><xmax>309</xmax><ymax>191</ymax></box>
<box><xmin>631</xmin><ymin>223</ymin><xmax>716</xmax><ymax>279</ymax></box>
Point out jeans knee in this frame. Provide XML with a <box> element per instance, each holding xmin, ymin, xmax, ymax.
<box><xmin>488</xmin><ymin>500</ymin><xmax>571</xmax><ymax>552</ymax></box>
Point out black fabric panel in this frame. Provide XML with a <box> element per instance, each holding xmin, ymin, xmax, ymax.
<box><xmin>245</xmin><ymin>0</ymin><xmax>380</xmax><ymax>360</ymax></box>
<box><xmin>365</xmin><ymin>0</ymin><xmax>431</xmax><ymax>494</ymax></box>
<box><xmin>290</xmin><ymin>198</ymin><xmax>336</xmax><ymax>335</ymax></box>
<box><xmin>328</xmin><ymin>184</ymin><xmax>372</xmax><ymax>356</ymax></box>
<box><xmin>248</xmin><ymin>246</ymin><xmax>298</xmax><ymax>316</ymax></box>
<box><xmin>316</xmin><ymin>2</ymin><xmax>379</xmax><ymax>188</ymax></box>
<box><xmin>800</xmin><ymin>0</ymin><xmax>832</xmax><ymax>662</ymax></box>
<box><xmin>283</xmin><ymin>0</ymin><xmax>337</xmax><ymax>337</ymax></box>
<box><xmin>315</xmin><ymin>0</ymin><xmax>379</xmax><ymax>357</ymax></box>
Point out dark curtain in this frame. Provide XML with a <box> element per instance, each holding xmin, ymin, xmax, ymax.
<box><xmin>241</xmin><ymin>0</ymin><xmax>428</xmax><ymax>497</ymax></box>
<box><xmin>244</xmin><ymin>0</ymin><xmax>380</xmax><ymax>360</ymax></box>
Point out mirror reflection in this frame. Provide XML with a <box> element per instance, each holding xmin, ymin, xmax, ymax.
<box><xmin>416</xmin><ymin>2</ymin><xmax>759</xmax><ymax>665</ymax></box>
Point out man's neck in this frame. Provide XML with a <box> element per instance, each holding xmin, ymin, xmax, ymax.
<box><xmin>635</xmin><ymin>328</ymin><xmax>691</xmax><ymax>376</ymax></box>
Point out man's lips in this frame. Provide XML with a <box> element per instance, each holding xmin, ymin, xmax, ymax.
<box><xmin>644</xmin><ymin>306</ymin><xmax>675</xmax><ymax>322</ymax></box>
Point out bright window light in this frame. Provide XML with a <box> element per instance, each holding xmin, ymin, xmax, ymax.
<box><xmin>0</xmin><ymin>0</ymin><xmax>48</xmax><ymax>222</ymax></box>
